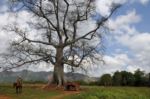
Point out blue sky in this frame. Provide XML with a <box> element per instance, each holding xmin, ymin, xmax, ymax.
<box><xmin>112</xmin><ymin>1</ymin><xmax>150</xmax><ymax>54</ymax></box>
<box><xmin>92</xmin><ymin>0</ymin><xmax>150</xmax><ymax>76</ymax></box>
<box><xmin>105</xmin><ymin>2</ymin><xmax>150</xmax><ymax>54</ymax></box>
<box><xmin>118</xmin><ymin>1</ymin><xmax>150</xmax><ymax>32</ymax></box>
<box><xmin>0</xmin><ymin>0</ymin><xmax>150</xmax><ymax>76</ymax></box>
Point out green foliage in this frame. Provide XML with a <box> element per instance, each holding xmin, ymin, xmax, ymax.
<box><xmin>77</xmin><ymin>69</ymin><xmax>150</xmax><ymax>86</ymax></box>
<box><xmin>113</xmin><ymin>71</ymin><xmax>122</xmax><ymax>86</ymax></box>
<box><xmin>120</xmin><ymin>71</ymin><xmax>135</xmax><ymax>86</ymax></box>
<box><xmin>75</xmin><ymin>80</ymin><xmax>99</xmax><ymax>86</ymax></box>
<box><xmin>88</xmin><ymin>81</ymin><xmax>99</xmax><ymax>86</ymax></box>
<box><xmin>105</xmin><ymin>69</ymin><xmax>150</xmax><ymax>87</ymax></box>
<box><xmin>134</xmin><ymin>69</ymin><xmax>145</xmax><ymax>86</ymax></box>
<box><xmin>75</xmin><ymin>80</ymin><xmax>89</xmax><ymax>85</ymax></box>
<box><xmin>99</xmin><ymin>74</ymin><xmax>112</xmax><ymax>86</ymax></box>
<box><xmin>148</xmin><ymin>73</ymin><xmax>150</xmax><ymax>86</ymax></box>
<box><xmin>73</xmin><ymin>69</ymin><xmax>150</xmax><ymax>87</ymax></box>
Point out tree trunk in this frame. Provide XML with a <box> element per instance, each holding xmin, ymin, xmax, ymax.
<box><xmin>53</xmin><ymin>64</ymin><xmax>64</xmax><ymax>86</ymax></box>
<box><xmin>52</xmin><ymin>47</ymin><xmax>65</xmax><ymax>86</ymax></box>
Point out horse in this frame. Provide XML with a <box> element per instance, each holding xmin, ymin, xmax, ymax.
<box><xmin>13</xmin><ymin>78</ymin><xmax>22</xmax><ymax>94</ymax></box>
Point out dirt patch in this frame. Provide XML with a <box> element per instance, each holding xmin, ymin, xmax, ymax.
<box><xmin>42</xmin><ymin>84</ymin><xmax>65</xmax><ymax>91</ymax></box>
<box><xmin>0</xmin><ymin>95</ymin><xmax>11</xmax><ymax>99</ymax></box>
<box><xmin>42</xmin><ymin>84</ymin><xmax>81</xmax><ymax>99</ymax></box>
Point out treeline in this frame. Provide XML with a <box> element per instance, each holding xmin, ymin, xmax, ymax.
<box><xmin>98</xmin><ymin>69</ymin><xmax>150</xmax><ymax>87</ymax></box>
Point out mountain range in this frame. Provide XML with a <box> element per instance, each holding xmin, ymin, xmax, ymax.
<box><xmin>0</xmin><ymin>70</ymin><xmax>98</xmax><ymax>83</ymax></box>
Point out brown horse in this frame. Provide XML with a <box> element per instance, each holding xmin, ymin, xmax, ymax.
<box><xmin>13</xmin><ymin>78</ymin><xmax>22</xmax><ymax>94</ymax></box>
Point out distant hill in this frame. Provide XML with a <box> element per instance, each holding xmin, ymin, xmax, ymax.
<box><xmin>0</xmin><ymin>70</ymin><xmax>98</xmax><ymax>83</ymax></box>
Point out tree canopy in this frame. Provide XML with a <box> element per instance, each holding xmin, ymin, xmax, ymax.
<box><xmin>1</xmin><ymin>0</ymin><xmax>120</xmax><ymax>86</ymax></box>
<box><xmin>99</xmin><ymin>69</ymin><xmax>150</xmax><ymax>87</ymax></box>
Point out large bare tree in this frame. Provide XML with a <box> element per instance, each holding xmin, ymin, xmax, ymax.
<box><xmin>1</xmin><ymin>0</ymin><xmax>120</xmax><ymax>86</ymax></box>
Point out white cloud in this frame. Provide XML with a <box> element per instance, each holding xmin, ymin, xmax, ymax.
<box><xmin>107</xmin><ymin>10</ymin><xmax>141</xmax><ymax>32</ymax></box>
<box><xmin>103</xmin><ymin>54</ymin><xmax>129</xmax><ymax>67</ymax></box>
<box><xmin>118</xmin><ymin>33</ymin><xmax>150</xmax><ymax>72</ymax></box>
<box><xmin>126</xmin><ymin>65</ymin><xmax>143</xmax><ymax>73</ymax></box>
<box><xmin>96</xmin><ymin>0</ymin><xmax>149</xmax><ymax>16</ymax></box>
<box><xmin>106</xmin><ymin>10</ymin><xmax>150</xmax><ymax>74</ymax></box>
<box><xmin>119</xmin><ymin>33</ymin><xmax>150</xmax><ymax>51</ymax></box>
<box><xmin>88</xmin><ymin>54</ymin><xmax>131</xmax><ymax>76</ymax></box>
<box><xmin>96</xmin><ymin>0</ymin><xmax>127</xmax><ymax>16</ymax></box>
<box><xmin>140</xmin><ymin>0</ymin><xmax>150</xmax><ymax>5</ymax></box>
<box><xmin>0</xmin><ymin>10</ymin><xmax>31</xmax><ymax>53</ymax></box>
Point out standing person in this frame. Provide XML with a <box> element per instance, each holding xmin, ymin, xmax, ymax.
<box><xmin>15</xmin><ymin>76</ymin><xmax>23</xmax><ymax>94</ymax></box>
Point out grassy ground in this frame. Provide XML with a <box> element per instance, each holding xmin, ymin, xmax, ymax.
<box><xmin>64</xmin><ymin>86</ymin><xmax>150</xmax><ymax>99</ymax></box>
<box><xmin>0</xmin><ymin>84</ymin><xmax>150</xmax><ymax>99</ymax></box>
<box><xmin>0</xmin><ymin>84</ymin><xmax>60</xmax><ymax>99</ymax></box>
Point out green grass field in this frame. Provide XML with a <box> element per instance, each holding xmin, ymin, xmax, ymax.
<box><xmin>0</xmin><ymin>84</ymin><xmax>150</xmax><ymax>99</ymax></box>
<box><xmin>65</xmin><ymin>86</ymin><xmax>150</xmax><ymax>99</ymax></box>
<box><xmin>0</xmin><ymin>84</ymin><xmax>61</xmax><ymax>99</ymax></box>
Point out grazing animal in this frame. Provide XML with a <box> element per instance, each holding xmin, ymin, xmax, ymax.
<box><xmin>13</xmin><ymin>77</ymin><xmax>22</xmax><ymax>94</ymax></box>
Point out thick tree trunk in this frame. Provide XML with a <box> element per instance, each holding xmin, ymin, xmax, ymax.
<box><xmin>53</xmin><ymin>64</ymin><xmax>64</xmax><ymax>86</ymax></box>
<box><xmin>52</xmin><ymin>47</ymin><xmax>65</xmax><ymax>86</ymax></box>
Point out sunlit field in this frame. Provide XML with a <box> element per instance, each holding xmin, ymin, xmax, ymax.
<box><xmin>64</xmin><ymin>86</ymin><xmax>150</xmax><ymax>99</ymax></box>
<box><xmin>0</xmin><ymin>84</ymin><xmax>60</xmax><ymax>99</ymax></box>
<box><xmin>0</xmin><ymin>84</ymin><xmax>150</xmax><ymax>99</ymax></box>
